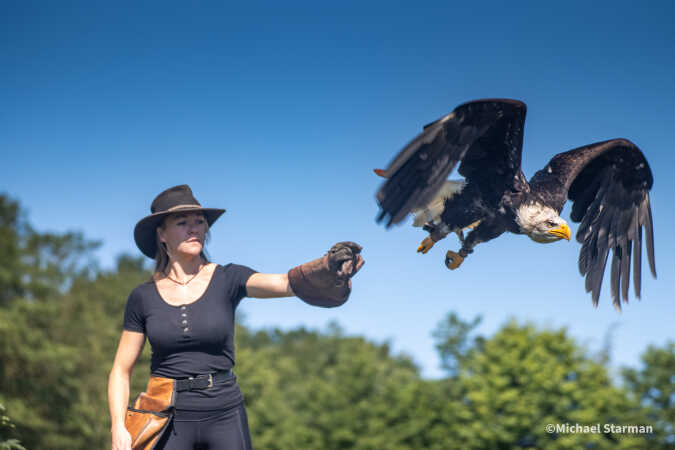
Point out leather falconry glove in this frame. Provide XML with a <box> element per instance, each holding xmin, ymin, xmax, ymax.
<box><xmin>288</xmin><ymin>241</ymin><xmax>364</xmax><ymax>308</ymax></box>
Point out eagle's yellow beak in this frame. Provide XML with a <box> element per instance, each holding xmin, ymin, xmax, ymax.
<box><xmin>549</xmin><ymin>223</ymin><xmax>571</xmax><ymax>241</ymax></box>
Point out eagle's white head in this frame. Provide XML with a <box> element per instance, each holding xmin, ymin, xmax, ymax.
<box><xmin>516</xmin><ymin>203</ymin><xmax>571</xmax><ymax>244</ymax></box>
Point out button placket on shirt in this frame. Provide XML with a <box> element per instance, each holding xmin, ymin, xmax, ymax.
<box><xmin>180</xmin><ymin>305</ymin><xmax>189</xmax><ymax>333</ymax></box>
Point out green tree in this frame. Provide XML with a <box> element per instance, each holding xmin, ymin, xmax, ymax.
<box><xmin>0</xmin><ymin>254</ymin><xmax>151</xmax><ymax>449</ymax></box>
<box><xmin>622</xmin><ymin>342</ymin><xmax>675</xmax><ymax>449</ymax></box>
<box><xmin>236</xmin><ymin>323</ymin><xmax>443</xmax><ymax>450</ymax></box>
<box><xmin>0</xmin><ymin>195</ymin><xmax>26</xmax><ymax>303</ymax></box>
<box><xmin>432</xmin><ymin>311</ymin><xmax>483</xmax><ymax>376</ymax></box>
<box><xmin>0</xmin><ymin>194</ymin><xmax>99</xmax><ymax>305</ymax></box>
<box><xmin>0</xmin><ymin>195</ymin><xmax>150</xmax><ymax>449</ymax></box>
<box><xmin>0</xmin><ymin>403</ymin><xmax>25</xmax><ymax>450</ymax></box>
<box><xmin>432</xmin><ymin>317</ymin><xmax>652</xmax><ymax>449</ymax></box>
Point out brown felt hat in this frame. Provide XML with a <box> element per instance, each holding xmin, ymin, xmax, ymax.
<box><xmin>134</xmin><ymin>185</ymin><xmax>225</xmax><ymax>258</ymax></box>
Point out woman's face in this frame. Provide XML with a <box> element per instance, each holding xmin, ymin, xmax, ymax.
<box><xmin>157</xmin><ymin>212</ymin><xmax>208</xmax><ymax>259</ymax></box>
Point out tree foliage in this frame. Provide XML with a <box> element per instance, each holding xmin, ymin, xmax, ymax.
<box><xmin>0</xmin><ymin>403</ymin><xmax>25</xmax><ymax>450</ymax></box>
<box><xmin>447</xmin><ymin>321</ymin><xmax>649</xmax><ymax>449</ymax></box>
<box><xmin>0</xmin><ymin>194</ymin><xmax>99</xmax><ymax>305</ymax></box>
<box><xmin>432</xmin><ymin>311</ymin><xmax>483</xmax><ymax>376</ymax></box>
<box><xmin>622</xmin><ymin>342</ymin><xmax>675</xmax><ymax>449</ymax></box>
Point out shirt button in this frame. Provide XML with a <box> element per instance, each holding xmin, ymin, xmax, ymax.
<box><xmin>182</xmin><ymin>320</ymin><xmax>188</xmax><ymax>325</ymax></box>
<box><xmin>183</xmin><ymin>327</ymin><xmax>189</xmax><ymax>332</ymax></box>
<box><xmin>181</xmin><ymin>306</ymin><xmax>186</xmax><ymax>310</ymax></box>
<box><xmin>181</xmin><ymin>313</ymin><xmax>187</xmax><ymax>317</ymax></box>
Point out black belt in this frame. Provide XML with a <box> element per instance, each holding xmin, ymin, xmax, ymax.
<box><xmin>174</xmin><ymin>369</ymin><xmax>233</xmax><ymax>392</ymax></box>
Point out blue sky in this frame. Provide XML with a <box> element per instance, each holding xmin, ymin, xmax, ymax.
<box><xmin>2</xmin><ymin>1</ymin><xmax>674</xmax><ymax>378</ymax></box>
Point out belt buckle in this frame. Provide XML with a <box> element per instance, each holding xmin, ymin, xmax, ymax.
<box><xmin>186</xmin><ymin>373</ymin><xmax>213</xmax><ymax>390</ymax></box>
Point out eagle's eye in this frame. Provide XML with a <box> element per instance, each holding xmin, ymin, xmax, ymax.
<box><xmin>545</xmin><ymin>220</ymin><xmax>556</xmax><ymax>227</ymax></box>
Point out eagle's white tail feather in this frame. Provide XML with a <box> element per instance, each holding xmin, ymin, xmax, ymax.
<box><xmin>412</xmin><ymin>180</ymin><xmax>465</xmax><ymax>227</ymax></box>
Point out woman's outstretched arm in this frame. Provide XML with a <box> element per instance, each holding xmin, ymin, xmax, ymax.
<box><xmin>246</xmin><ymin>273</ymin><xmax>294</xmax><ymax>298</ymax></box>
<box><xmin>245</xmin><ymin>242</ymin><xmax>364</xmax><ymax>306</ymax></box>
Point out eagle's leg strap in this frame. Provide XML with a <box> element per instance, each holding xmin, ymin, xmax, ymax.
<box><xmin>455</xmin><ymin>229</ymin><xmax>465</xmax><ymax>244</ymax></box>
<box><xmin>445</xmin><ymin>219</ymin><xmax>503</xmax><ymax>270</ymax></box>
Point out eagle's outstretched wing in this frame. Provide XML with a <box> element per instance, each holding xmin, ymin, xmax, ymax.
<box><xmin>529</xmin><ymin>139</ymin><xmax>656</xmax><ymax>309</ymax></box>
<box><xmin>376</xmin><ymin>99</ymin><xmax>527</xmax><ymax>227</ymax></box>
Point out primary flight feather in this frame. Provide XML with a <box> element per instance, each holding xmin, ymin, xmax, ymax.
<box><xmin>375</xmin><ymin>99</ymin><xmax>656</xmax><ymax>310</ymax></box>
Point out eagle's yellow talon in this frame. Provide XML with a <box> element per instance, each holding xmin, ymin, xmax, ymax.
<box><xmin>417</xmin><ymin>237</ymin><xmax>435</xmax><ymax>254</ymax></box>
<box><xmin>445</xmin><ymin>250</ymin><xmax>464</xmax><ymax>270</ymax></box>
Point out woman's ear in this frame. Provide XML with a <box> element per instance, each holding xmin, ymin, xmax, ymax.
<box><xmin>157</xmin><ymin>227</ymin><xmax>165</xmax><ymax>244</ymax></box>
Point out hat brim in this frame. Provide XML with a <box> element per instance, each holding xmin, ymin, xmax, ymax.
<box><xmin>134</xmin><ymin>206</ymin><xmax>226</xmax><ymax>258</ymax></box>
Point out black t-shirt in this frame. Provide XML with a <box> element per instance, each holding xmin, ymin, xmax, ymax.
<box><xmin>123</xmin><ymin>263</ymin><xmax>256</xmax><ymax>410</ymax></box>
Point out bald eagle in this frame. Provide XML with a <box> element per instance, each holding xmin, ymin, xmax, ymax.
<box><xmin>375</xmin><ymin>99</ymin><xmax>656</xmax><ymax>310</ymax></box>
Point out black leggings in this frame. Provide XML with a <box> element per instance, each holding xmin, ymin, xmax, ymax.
<box><xmin>156</xmin><ymin>402</ymin><xmax>252</xmax><ymax>450</ymax></box>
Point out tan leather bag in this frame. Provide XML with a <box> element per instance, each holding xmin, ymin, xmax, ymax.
<box><xmin>125</xmin><ymin>376</ymin><xmax>175</xmax><ymax>450</ymax></box>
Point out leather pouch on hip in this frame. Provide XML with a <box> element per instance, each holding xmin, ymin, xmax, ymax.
<box><xmin>125</xmin><ymin>376</ymin><xmax>175</xmax><ymax>450</ymax></box>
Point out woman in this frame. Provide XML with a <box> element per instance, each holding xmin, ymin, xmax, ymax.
<box><xmin>108</xmin><ymin>185</ymin><xmax>363</xmax><ymax>450</ymax></box>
